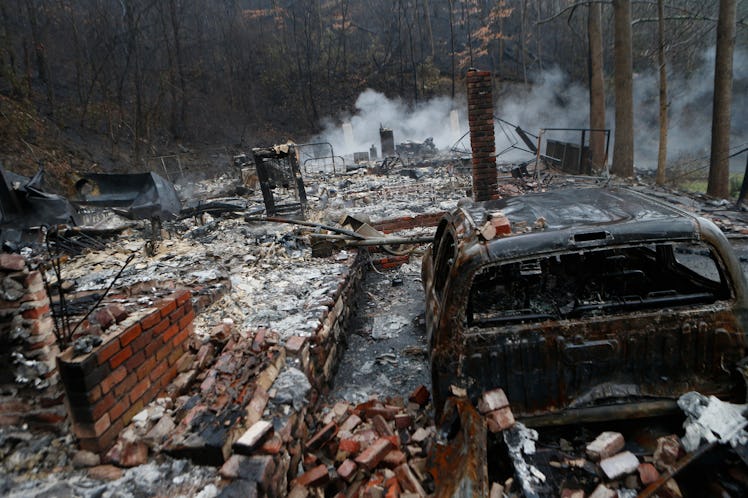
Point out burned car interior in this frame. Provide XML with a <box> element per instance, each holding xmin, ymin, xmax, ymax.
<box><xmin>466</xmin><ymin>241</ymin><xmax>730</xmax><ymax>327</ymax></box>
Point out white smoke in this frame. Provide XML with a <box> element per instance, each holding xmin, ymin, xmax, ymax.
<box><xmin>494</xmin><ymin>68</ymin><xmax>591</xmax><ymax>163</ymax></box>
<box><xmin>313</xmin><ymin>89</ymin><xmax>467</xmax><ymax>157</ymax></box>
<box><xmin>313</xmin><ymin>48</ymin><xmax>747</xmax><ymax>171</ymax></box>
<box><xmin>634</xmin><ymin>47</ymin><xmax>748</xmax><ymax>171</ymax></box>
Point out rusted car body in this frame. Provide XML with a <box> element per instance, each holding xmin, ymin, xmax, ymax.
<box><xmin>422</xmin><ymin>186</ymin><xmax>748</xmax><ymax>424</ymax></box>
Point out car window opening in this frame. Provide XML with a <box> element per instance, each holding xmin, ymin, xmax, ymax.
<box><xmin>466</xmin><ymin>242</ymin><xmax>729</xmax><ymax>327</ymax></box>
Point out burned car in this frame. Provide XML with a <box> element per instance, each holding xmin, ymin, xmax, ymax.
<box><xmin>422</xmin><ymin>186</ymin><xmax>748</xmax><ymax>424</ymax></box>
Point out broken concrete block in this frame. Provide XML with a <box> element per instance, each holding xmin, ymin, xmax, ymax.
<box><xmin>355</xmin><ymin>438</ymin><xmax>394</xmax><ymax>471</ymax></box>
<box><xmin>477</xmin><ymin>388</ymin><xmax>509</xmax><ymax>414</ymax></box>
<box><xmin>485</xmin><ymin>406</ymin><xmax>515</xmax><ymax>432</ymax></box>
<box><xmin>295</xmin><ymin>463</ymin><xmax>330</xmax><ymax>487</ymax></box>
<box><xmin>588</xmin><ymin>484</ymin><xmax>617</xmax><ymax>498</ymax></box>
<box><xmin>638</xmin><ymin>462</ymin><xmax>660</xmax><ymax>485</ymax></box>
<box><xmin>600</xmin><ymin>450</ymin><xmax>639</xmax><ymax>480</ymax></box>
<box><xmin>233</xmin><ymin>420</ymin><xmax>273</xmax><ymax>454</ymax></box>
<box><xmin>586</xmin><ymin>431</ymin><xmax>625</xmax><ymax>461</ymax></box>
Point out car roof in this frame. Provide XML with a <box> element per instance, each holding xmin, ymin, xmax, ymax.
<box><xmin>461</xmin><ymin>186</ymin><xmax>692</xmax><ymax>231</ymax></box>
<box><xmin>448</xmin><ymin>186</ymin><xmax>710</xmax><ymax>265</ymax></box>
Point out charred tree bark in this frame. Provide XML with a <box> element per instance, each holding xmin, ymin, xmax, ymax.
<box><xmin>612</xmin><ymin>0</ymin><xmax>634</xmax><ymax>178</ymax></box>
<box><xmin>707</xmin><ymin>0</ymin><xmax>736</xmax><ymax>199</ymax></box>
<box><xmin>656</xmin><ymin>0</ymin><xmax>668</xmax><ymax>185</ymax></box>
<box><xmin>588</xmin><ymin>2</ymin><xmax>606</xmax><ymax>172</ymax></box>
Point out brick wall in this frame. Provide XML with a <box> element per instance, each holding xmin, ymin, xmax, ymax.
<box><xmin>58</xmin><ymin>289</ymin><xmax>195</xmax><ymax>453</ymax></box>
<box><xmin>466</xmin><ymin>69</ymin><xmax>499</xmax><ymax>201</ymax></box>
<box><xmin>0</xmin><ymin>253</ymin><xmax>58</xmax><ymax>389</ymax></box>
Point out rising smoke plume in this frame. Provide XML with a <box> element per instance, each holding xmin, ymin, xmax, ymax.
<box><xmin>314</xmin><ymin>47</ymin><xmax>747</xmax><ymax>171</ymax></box>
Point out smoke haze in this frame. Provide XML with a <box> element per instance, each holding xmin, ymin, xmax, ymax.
<box><xmin>314</xmin><ymin>47</ymin><xmax>747</xmax><ymax>171</ymax></box>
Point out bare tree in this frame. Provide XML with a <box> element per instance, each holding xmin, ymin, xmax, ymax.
<box><xmin>655</xmin><ymin>0</ymin><xmax>668</xmax><ymax>185</ymax></box>
<box><xmin>587</xmin><ymin>2</ymin><xmax>606</xmax><ymax>172</ymax></box>
<box><xmin>611</xmin><ymin>0</ymin><xmax>634</xmax><ymax>177</ymax></box>
<box><xmin>707</xmin><ymin>0</ymin><xmax>736</xmax><ymax>198</ymax></box>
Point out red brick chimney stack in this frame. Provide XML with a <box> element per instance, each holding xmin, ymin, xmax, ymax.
<box><xmin>466</xmin><ymin>69</ymin><xmax>498</xmax><ymax>201</ymax></box>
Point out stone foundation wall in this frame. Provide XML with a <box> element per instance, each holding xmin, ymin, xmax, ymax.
<box><xmin>58</xmin><ymin>290</ymin><xmax>194</xmax><ymax>452</ymax></box>
<box><xmin>0</xmin><ymin>253</ymin><xmax>58</xmax><ymax>390</ymax></box>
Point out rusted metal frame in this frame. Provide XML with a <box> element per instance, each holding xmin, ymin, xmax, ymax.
<box><xmin>294</xmin><ymin>141</ymin><xmax>347</xmax><ymax>175</ymax></box>
<box><xmin>535</xmin><ymin>127</ymin><xmax>611</xmax><ymax>177</ymax></box>
<box><xmin>303</xmin><ymin>156</ymin><xmax>346</xmax><ymax>174</ymax></box>
<box><xmin>431</xmin><ymin>397</ymin><xmax>489</xmax><ymax>498</ymax></box>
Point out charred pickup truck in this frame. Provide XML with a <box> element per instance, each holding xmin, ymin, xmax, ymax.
<box><xmin>422</xmin><ymin>186</ymin><xmax>748</xmax><ymax>424</ymax></box>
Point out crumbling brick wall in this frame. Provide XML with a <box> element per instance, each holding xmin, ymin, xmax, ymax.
<box><xmin>57</xmin><ymin>289</ymin><xmax>194</xmax><ymax>452</ymax></box>
<box><xmin>467</xmin><ymin>69</ymin><xmax>499</xmax><ymax>201</ymax></box>
<box><xmin>0</xmin><ymin>253</ymin><xmax>58</xmax><ymax>390</ymax></box>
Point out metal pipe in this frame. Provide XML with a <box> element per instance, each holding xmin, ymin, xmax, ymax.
<box><xmin>245</xmin><ymin>216</ymin><xmax>367</xmax><ymax>239</ymax></box>
<box><xmin>520</xmin><ymin>400</ymin><xmax>679</xmax><ymax>427</ymax></box>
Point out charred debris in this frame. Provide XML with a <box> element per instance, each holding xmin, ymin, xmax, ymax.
<box><xmin>0</xmin><ymin>136</ymin><xmax>747</xmax><ymax>498</ymax></box>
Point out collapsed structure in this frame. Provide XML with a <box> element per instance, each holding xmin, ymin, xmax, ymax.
<box><xmin>0</xmin><ymin>72</ymin><xmax>747</xmax><ymax>497</ymax></box>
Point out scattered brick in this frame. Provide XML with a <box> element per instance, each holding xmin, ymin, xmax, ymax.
<box><xmin>586</xmin><ymin>431</ymin><xmax>625</xmax><ymax>461</ymax></box>
<box><xmin>306</xmin><ymin>421</ymin><xmax>338</xmax><ymax>451</ymax></box>
<box><xmin>295</xmin><ymin>464</ymin><xmax>329</xmax><ymax>487</ymax></box>
<box><xmin>477</xmin><ymin>388</ymin><xmax>509</xmax><ymax>414</ymax></box>
<box><xmin>485</xmin><ymin>406</ymin><xmax>515</xmax><ymax>433</ymax></box>
<box><xmin>233</xmin><ymin>420</ymin><xmax>273</xmax><ymax>454</ymax></box>
<box><xmin>355</xmin><ymin>438</ymin><xmax>394</xmax><ymax>471</ymax></box>
<box><xmin>337</xmin><ymin>458</ymin><xmax>358</xmax><ymax>483</ymax></box>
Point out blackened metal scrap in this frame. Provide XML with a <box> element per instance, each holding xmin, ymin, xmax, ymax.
<box><xmin>430</xmin><ymin>397</ymin><xmax>489</xmax><ymax>498</ymax></box>
<box><xmin>74</xmin><ymin>172</ymin><xmax>181</xmax><ymax>220</ymax></box>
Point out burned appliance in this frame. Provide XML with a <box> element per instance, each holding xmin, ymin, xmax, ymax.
<box><xmin>380</xmin><ymin>127</ymin><xmax>395</xmax><ymax>157</ymax></box>
<box><xmin>74</xmin><ymin>172</ymin><xmax>181</xmax><ymax>221</ymax></box>
<box><xmin>422</xmin><ymin>186</ymin><xmax>748</xmax><ymax>424</ymax></box>
<box><xmin>251</xmin><ymin>144</ymin><xmax>307</xmax><ymax>218</ymax></box>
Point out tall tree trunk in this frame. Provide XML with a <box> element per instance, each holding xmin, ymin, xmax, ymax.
<box><xmin>611</xmin><ymin>0</ymin><xmax>634</xmax><ymax>177</ymax></box>
<box><xmin>656</xmin><ymin>0</ymin><xmax>668</xmax><ymax>185</ymax></box>
<box><xmin>448</xmin><ymin>0</ymin><xmax>455</xmax><ymax>98</ymax></box>
<box><xmin>587</xmin><ymin>2</ymin><xmax>605</xmax><ymax>172</ymax></box>
<box><xmin>707</xmin><ymin>0</ymin><xmax>736</xmax><ymax>198</ymax></box>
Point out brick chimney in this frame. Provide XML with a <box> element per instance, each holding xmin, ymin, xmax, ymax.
<box><xmin>466</xmin><ymin>70</ymin><xmax>498</xmax><ymax>201</ymax></box>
